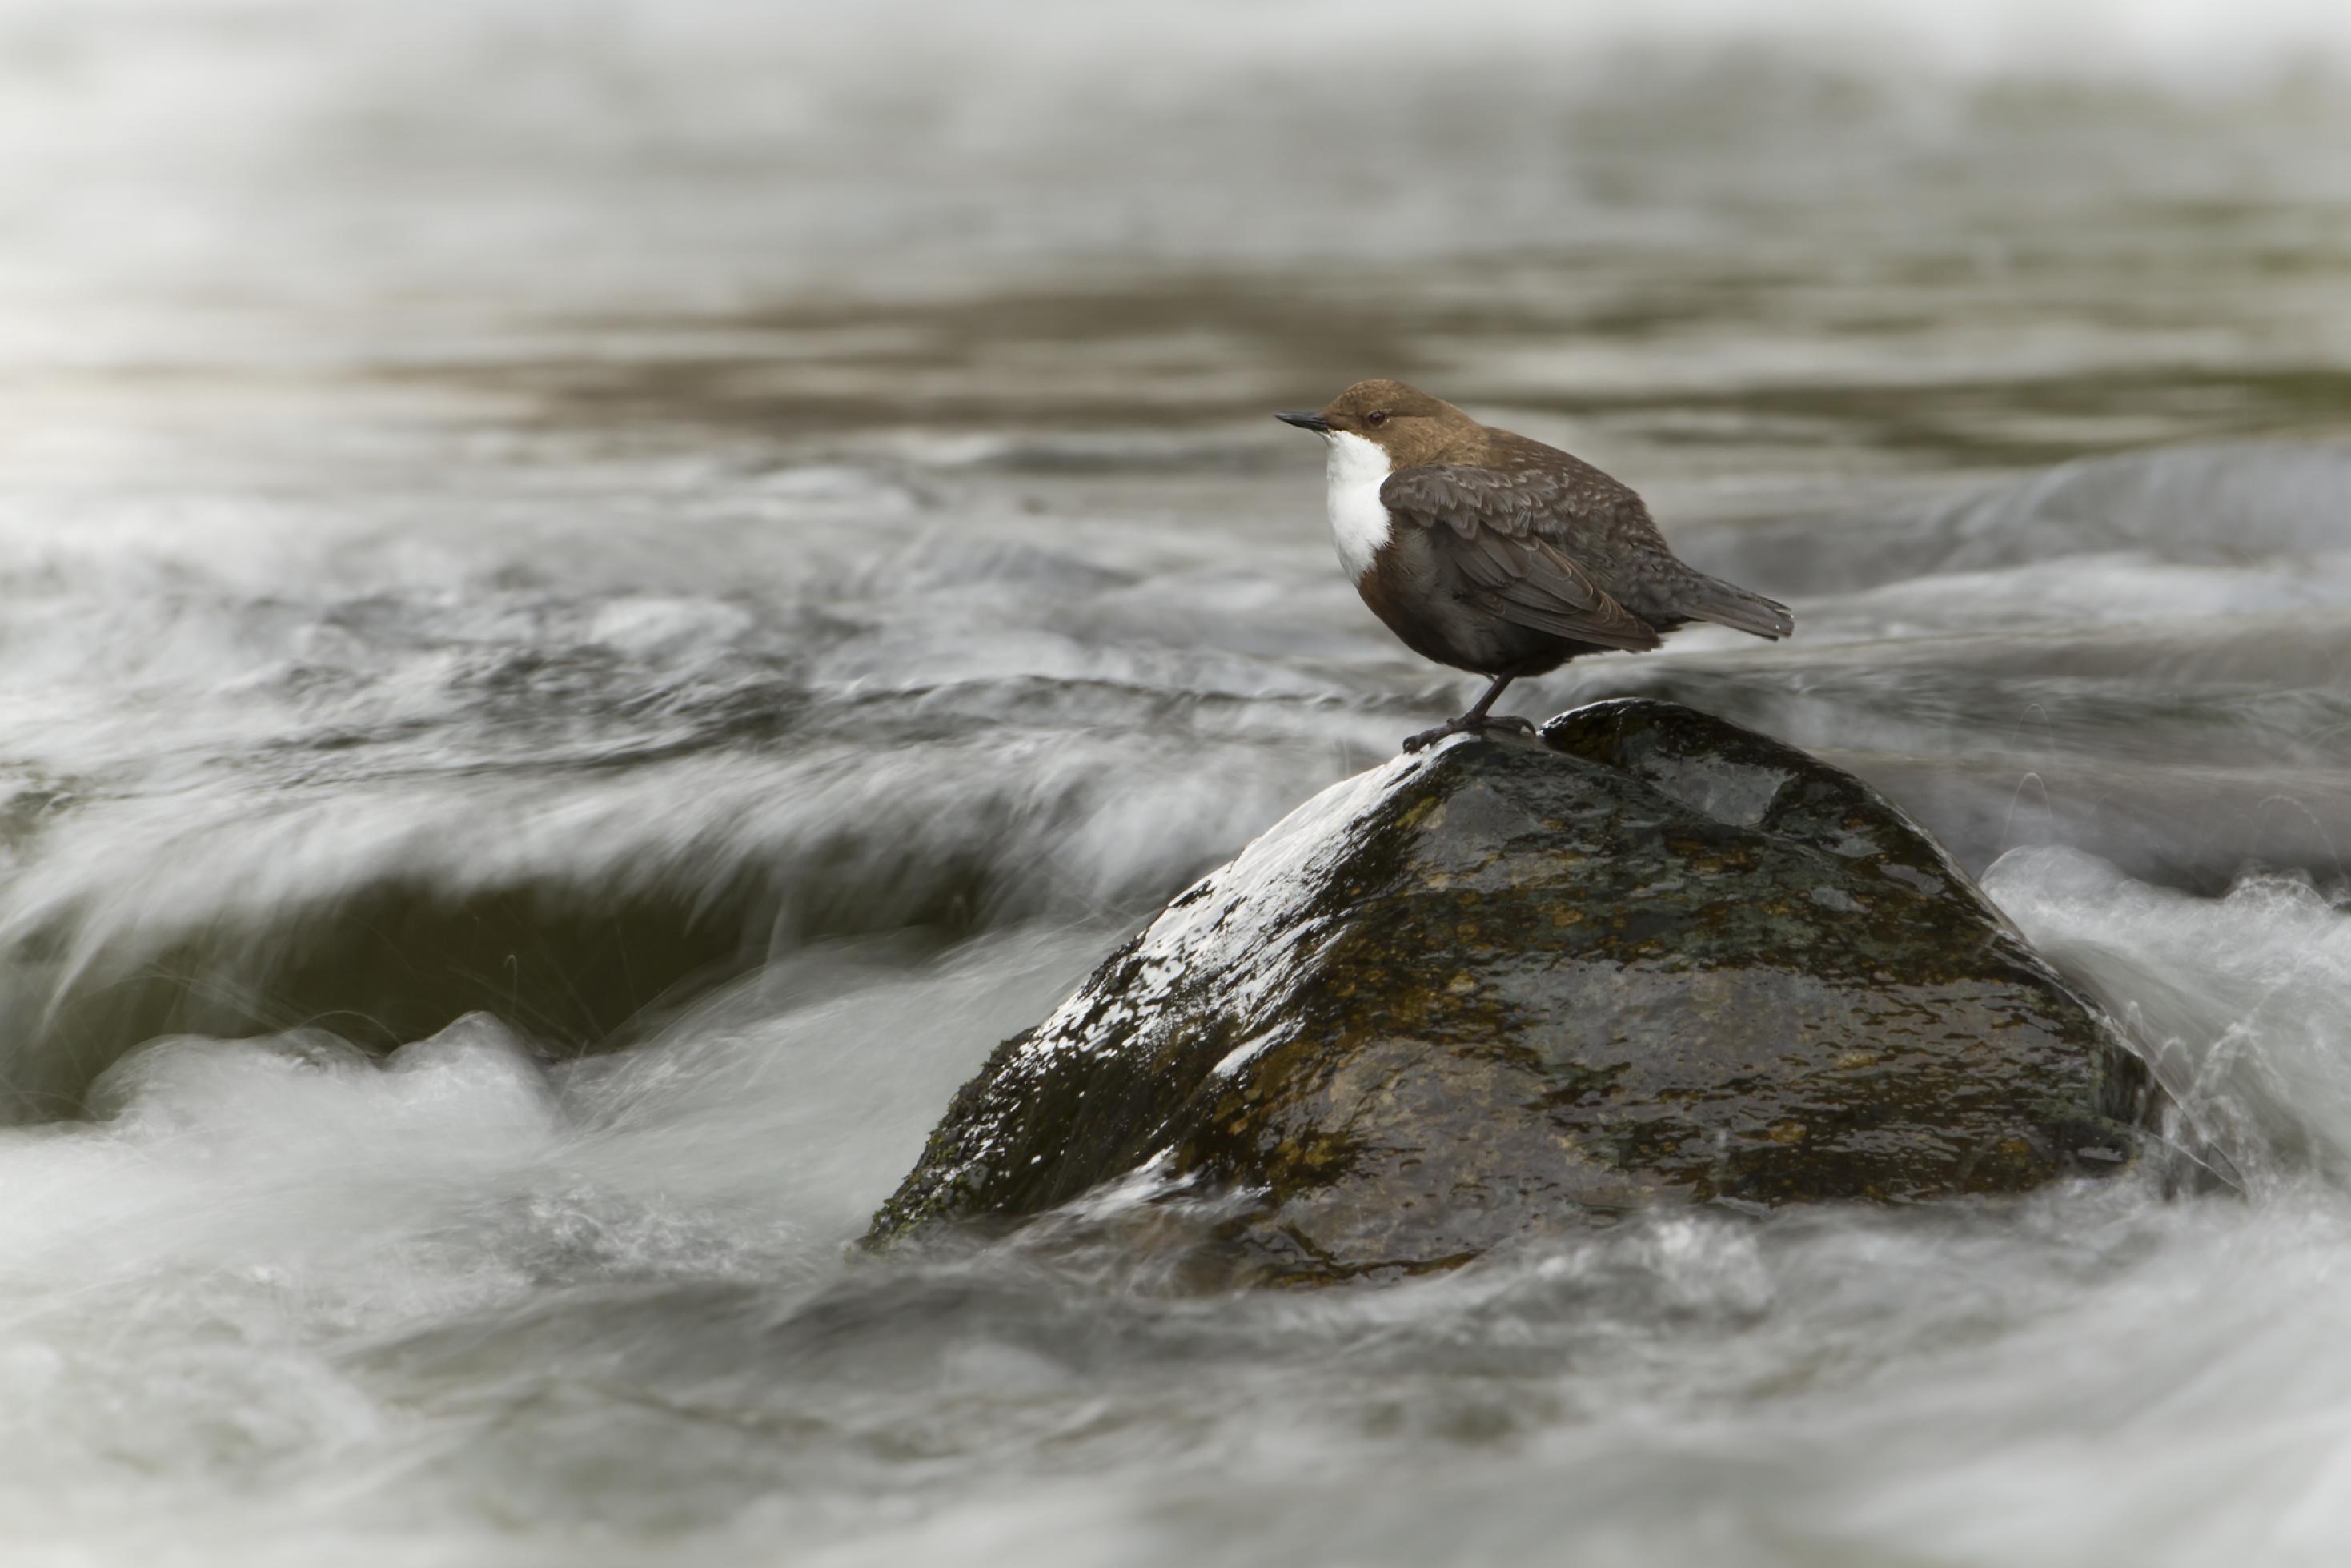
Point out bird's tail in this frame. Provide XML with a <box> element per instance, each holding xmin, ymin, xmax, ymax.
<box><xmin>1675</xmin><ymin>571</ymin><xmax>1795</xmax><ymax>640</ymax></box>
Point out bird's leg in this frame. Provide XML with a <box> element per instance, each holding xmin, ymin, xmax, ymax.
<box><xmin>1402</xmin><ymin>673</ymin><xmax>1534</xmax><ymax>752</ymax></box>
<box><xmin>1456</xmin><ymin>672</ymin><xmax>1539</xmax><ymax>736</ymax></box>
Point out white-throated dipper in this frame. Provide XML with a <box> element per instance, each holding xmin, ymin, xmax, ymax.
<box><xmin>1279</xmin><ymin>379</ymin><xmax>1794</xmax><ymax>751</ymax></box>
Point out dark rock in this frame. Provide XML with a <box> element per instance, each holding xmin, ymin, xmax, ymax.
<box><xmin>869</xmin><ymin>700</ymin><xmax>2163</xmax><ymax>1284</ymax></box>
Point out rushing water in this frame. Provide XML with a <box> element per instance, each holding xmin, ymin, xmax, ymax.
<box><xmin>8</xmin><ymin>1</ymin><xmax>2351</xmax><ymax>1562</ymax></box>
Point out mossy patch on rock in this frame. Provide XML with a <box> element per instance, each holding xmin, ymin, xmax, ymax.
<box><xmin>869</xmin><ymin>700</ymin><xmax>2161</xmax><ymax>1284</ymax></box>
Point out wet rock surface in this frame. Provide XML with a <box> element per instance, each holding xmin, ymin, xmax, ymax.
<box><xmin>869</xmin><ymin>700</ymin><xmax>2160</xmax><ymax>1283</ymax></box>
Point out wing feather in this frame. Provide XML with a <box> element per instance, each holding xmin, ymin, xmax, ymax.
<box><xmin>1381</xmin><ymin>464</ymin><xmax>1660</xmax><ymax>652</ymax></box>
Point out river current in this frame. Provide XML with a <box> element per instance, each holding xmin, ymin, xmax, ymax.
<box><xmin>8</xmin><ymin>2</ymin><xmax>2351</xmax><ymax>1562</ymax></box>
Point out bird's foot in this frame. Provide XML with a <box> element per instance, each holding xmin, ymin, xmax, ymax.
<box><xmin>1402</xmin><ymin>712</ymin><xmax>1537</xmax><ymax>753</ymax></box>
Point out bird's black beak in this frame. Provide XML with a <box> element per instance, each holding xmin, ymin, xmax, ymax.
<box><xmin>1276</xmin><ymin>410</ymin><xmax>1330</xmax><ymax>433</ymax></box>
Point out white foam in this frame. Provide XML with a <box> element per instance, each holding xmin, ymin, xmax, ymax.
<box><xmin>1987</xmin><ymin>845</ymin><xmax>2351</xmax><ymax>1185</ymax></box>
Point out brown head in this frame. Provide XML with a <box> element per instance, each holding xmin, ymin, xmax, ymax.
<box><xmin>1275</xmin><ymin>379</ymin><xmax>1489</xmax><ymax>467</ymax></box>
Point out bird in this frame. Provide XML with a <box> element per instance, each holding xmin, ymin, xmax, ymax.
<box><xmin>1278</xmin><ymin>379</ymin><xmax>1793</xmax><ymax>752</ymax></box>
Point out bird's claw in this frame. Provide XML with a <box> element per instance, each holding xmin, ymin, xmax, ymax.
<box><xmin>1402</xmin><ymin>713</ymin><xmax>1537</xmax><ymax>753</ymax></box>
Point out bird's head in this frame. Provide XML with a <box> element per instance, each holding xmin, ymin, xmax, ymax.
<box><xmin>1276</xmin><ymin>379</ymin><xmax>1480</xmax><ymax>467</ymax></box>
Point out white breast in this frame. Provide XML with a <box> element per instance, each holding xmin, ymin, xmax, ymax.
<box><xmin>1322</xmin><ymin>431</ymin><xmax>1394</xmax><ymax>583</ymax></box>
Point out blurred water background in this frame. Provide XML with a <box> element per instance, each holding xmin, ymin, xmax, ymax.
<box><xmin>5</xmin><ymin>0</ymin><xmax>2351</xmax><ymax>1562</ymax></box>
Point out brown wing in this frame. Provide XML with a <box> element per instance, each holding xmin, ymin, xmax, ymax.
<box><xmin>1381</xmin><ymin>464</ymin><xmax>1660</xmax><ymax>652</ymax></box>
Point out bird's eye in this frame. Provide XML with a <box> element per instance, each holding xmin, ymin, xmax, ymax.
<box><xmin>1366</xmin><ymin>411</ymin><xmax>1388</xmax><ymax>427</ymax></box>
